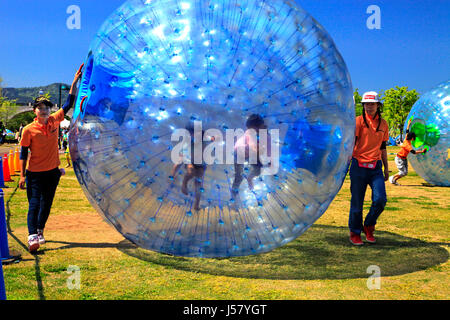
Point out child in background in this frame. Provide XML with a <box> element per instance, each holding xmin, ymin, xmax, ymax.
<box><xmin>62</xmin><ymin>130</ymin><xmax>69</xmax><ymax>151</ymax></box>
<box><xmin>389</xmin><ymin>119</ymin><xmax>427</xmax><ymax>185</ymax></box>
<box><xmin>18</xmin><ymin>123</ymin><xmax>25</xmax><ymax>143</ymax></box>
<box><xmin>63</xmin><ymin>130</ymin><xmax>72</xmax><ymax>167</ymax></box>
<box><xmin>19</xmin><ymin>65</ymin><xmax>83</xmax><ymax>253</ymax></box>
<box><xmin>65</xmin><ymin>145</ymin><xmax>72</xmax><ymax>168</ymax></box>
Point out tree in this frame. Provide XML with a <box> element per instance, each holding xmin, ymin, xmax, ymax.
<box><xmin>0</xmin><ymin>96</ymin><xmax>18</xmax><ymax>127</ymax></box>
<box><xmin>353</xmin><ymin>88</ymin><xmax>363</xmax><ymax>116</ymax></box>
<box><xmin>0</xmin><ymin>76</ymin><xmax>20</xmax><ymax>127</ymax></box>
<box><xmin>381</xmin><ymin>86</ymin><xmax>419</xmax><ymax>138</ymax></box>
<box><xmin>8</xmin><ymin>111</ymin><xmax>35</xmax><ymax>131</ymax></box>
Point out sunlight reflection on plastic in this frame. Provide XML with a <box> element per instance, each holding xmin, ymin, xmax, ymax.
<box><xmin>69</xmin><ymin>0</ymin><xmax>354</xmax><ymax>257</ymax></box>
<box><xmin>406</xmin><ymin>80</ymin><xmax>449</xmax><ymax>187</ymax></box>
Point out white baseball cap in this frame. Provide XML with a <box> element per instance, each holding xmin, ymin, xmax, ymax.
<box><xmin>361</xmin><ymin>91</ymin><xmax>380</xmax><ymax>103</ymax></box>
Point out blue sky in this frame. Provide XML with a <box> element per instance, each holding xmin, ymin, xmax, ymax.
<box><xmin>0</xmin><ymin>0</ymin><xmax>448</xmax><ymax>95</ymax></box>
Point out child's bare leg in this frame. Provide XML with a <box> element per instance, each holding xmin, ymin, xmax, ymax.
<box><xmin>182</xmin><ymin>165</ymin><xmax>194</xmax><ymax>195</ymax></box>
<box><xmin>193</xmin><ymin>178</ymin><xmax>201</xmax><ymax>210</ymax></box>
<box><xmin>246</xmin><ymin>165</ymin><xmax>261</xmax><ymax>190</ymax></box>
<box><xmin>171</xmin><ymin>163</ymin><xmax>183</xmax><ymax>177</ymax></box>
<box><xmin>193</xmin><ymin>167</ymin><xmax>205</xmax><ymax>210</ymax></box>
<box><xmin>393</xmin><ymin>173</ymin><xmax>404</xmax><ymax>182</ymax></box>
<box><xmin>232</xmin><ymin>163</ymin><xmax>244</xmax><ymax>194</ymax></box>
<box><xmin>246</xmin><ymin>176</ymin><xmax>255</xmax><ymax>190</ymax></box>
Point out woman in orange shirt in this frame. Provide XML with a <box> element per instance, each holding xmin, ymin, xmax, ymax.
<box><xmin>19</xmin><ymin>66</ymin><xmax>82</xmax><ymax>253</ymax></box>
<box><xmin>349</xmin><ymin>91</ymin><xmax>389</xmax><ymax>245</ymax></box>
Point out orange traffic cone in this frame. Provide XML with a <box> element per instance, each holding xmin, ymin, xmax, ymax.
<box><xmin>14</xmin><ymin>147</ymin><xmax>20</xmax><ymax>172</ymax></box>
<box><xmin>3</xmin><ymin>154</ymin><xmax>12</xmax><ymax>182</ymax></box>
<box><xmin>8</xmin><ymin>150</ymin><xmax>15</xmax><ymax>176</ymax></box>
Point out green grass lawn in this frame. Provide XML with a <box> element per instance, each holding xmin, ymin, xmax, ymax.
<box><xmin>2</xmin><ymin>146</ymin><xmax>449</xmax><ymax>300</ymax></box>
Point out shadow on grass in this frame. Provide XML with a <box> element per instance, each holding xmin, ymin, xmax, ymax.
<box><xmin>400</xmin><ymin>185</ymin><xmax>429</xmax><ymax>188</ymax></box>
<box><xmin>399</xmin><ymin>183</ymin><xmax>440</xmax><ymax>187</ymax></box>
<box><xmin>118</xmin><ymin>224</ymin><xmax>449</xmax><ymax>280</ymax></box>
<box><xmin>42</xmin><ymin>240</ymin><xmax>136</xmax><ymax>251</ymax></box>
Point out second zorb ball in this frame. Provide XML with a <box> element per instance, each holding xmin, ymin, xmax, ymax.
<box><xmin>69</xmin><ymin>0</ymin><xmax>355</xmax><ymax>257</ymax></box>
<box><xmin>406</xmin><ymin>80</ymin><xmax>449</xmax><ymax>186</ymax></box>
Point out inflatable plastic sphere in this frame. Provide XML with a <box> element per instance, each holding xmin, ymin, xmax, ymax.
<box><xmin>406</xmin><ymin>80</ymin><xmax>449</xmax><ymax>187</ymax></box>
<box><xmin>69</xmin><ymin>0</ymin><xmax>354</xmax><ymax>257</ymax></box>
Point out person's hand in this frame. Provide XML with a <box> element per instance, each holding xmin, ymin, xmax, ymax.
<box><xmin>69</xmin><ymin>63</ymin><xmax>84</xmax><ymax>94</ymax></box>
<box><xmin>60</xmin><ymin>168</ymin><xmax>66</xmax><ymax>176</ymax></box>
<box><xmin>73</xmin><ymin>63</ymin><xmax>84</xmax><ymax>84</ymax></box>
<box><xmin>19</xmin><ymin>176</ymin><xmax>26</xmax><ymax>189</ymax></box>
<box><xmin>384</xmin><ymin>168</ymin><xmax>389</xmax><ymax>181</ymax></box>
<box><xmin>422</xmin><ymin>148</ymin><xmax>427</xmax><ymax>154</ymax></box>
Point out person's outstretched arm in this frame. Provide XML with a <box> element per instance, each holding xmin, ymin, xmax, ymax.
<box><xmin>406</xmin><ymin>118</ymin><xmax>412</xmax><ymax>133</ymax></box>
<box><xmin>62</xmin><ymin>64</ymin><xmax>84</xmax><ymax>115</ymax></box>
<box><xmin>417</xmin><ymin>148</ymin><xmax>428</xmax><ymax>154</ymax></box>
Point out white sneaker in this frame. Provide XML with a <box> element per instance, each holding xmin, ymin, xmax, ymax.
<box><xmin>37</xmin><ymin>229</ymin><xmax>46</xmax><ymax>245</ymax></box>
<box><xmin>389</xmin><ymin>176</ymin><xmax>398</xmax><ymax>185</ymax></box>
<box><xmin>28</xmin><ymin>234</ymin><xmax>40</xmax><ymax>252</ymax></box>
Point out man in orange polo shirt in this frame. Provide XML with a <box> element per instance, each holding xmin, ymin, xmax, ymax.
<box><xmin>19</xmin><ymin>65</ymin><xmax>82</xmax><ymax>253</ymax></box>
<box><xmin>349</xmin><ymin>91</ymin><xmax>389</xmax><ymax>245</ymax></box>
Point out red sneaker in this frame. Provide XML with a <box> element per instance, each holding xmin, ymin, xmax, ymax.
<box><xmin>37</xmin><ymin>229</ymin><xmax>46</xmax><ymax>245</ymax></box>
<box><xmin>349</xmin><ymin>232</ymin><xmax>363</xmax><ymax>246</ymax></box>
<box><xmin>28</xmin><ymin>234</ymin><xmax>40</xmax><ymax>253</ymax></box>
<box><xmin>363</xmin><ymin>225</ymin><xmax>376</xmax><ymax>243</ymax></box>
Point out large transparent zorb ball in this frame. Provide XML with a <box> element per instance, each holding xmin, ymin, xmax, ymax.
<box><xmin>69</xmin><ymin>0</ymin><xmax>354</xmax><ymax>257</ymax></box>
<box><xmin>406</xmin><ymin>80</ymin><xmax>449</xmax><ymax>186</ymax></box>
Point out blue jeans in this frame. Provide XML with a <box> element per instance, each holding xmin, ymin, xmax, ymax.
<box><xmin>26</xmin><ymin>168</ymin><xmax>61</xmax><ymax>235</ymax></box>
<box><xmin>349</xmin><ymin>158</ymin><xmax>387</xmax><ymax>234</ymax></box>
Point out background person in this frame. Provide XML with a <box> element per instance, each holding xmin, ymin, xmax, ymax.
<box><xmin>0</xmin><ymin>121</ymin><xmax>5</xmax><ymax>144</ymax></box>
<box><xmin>390</xmin><ymin>118</ymin><xmax>427</xmax><ymax>185</ymax></box>
<box><xmin>18</xmin><ymin>123</ymin><xmax>25</xmax><ymax>143</ymax></box>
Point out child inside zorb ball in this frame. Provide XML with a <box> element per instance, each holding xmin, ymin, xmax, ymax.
<box><xmin>232</xmin><ymin>114</ymin><xmax>272</xmax><ymax>195</ymax></box>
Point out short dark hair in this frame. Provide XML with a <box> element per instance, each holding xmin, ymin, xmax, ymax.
<box><xmin>33</xmin><ymin>97</ymin><xmax>53</xmax><ymax>110</ymax></box>
<box><xmin>245</xmin><ymin>114</ymin><xmax>265</xmax><ymax>129</ymax></box>
<box><xmin>406</xmin><ymin>132</ymin><xmax>416</xmax><ymax>140</ymax></box>
<box><xmin>185</xmin><ymin>121</ymin><xmax>204</xmax><ymax>135</ymax></box>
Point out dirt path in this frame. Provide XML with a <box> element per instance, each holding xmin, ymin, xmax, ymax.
<box><xmin>12</xmin><ymin>211</ymin><xmax>125</xmax><ymax>261</ymax></box>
